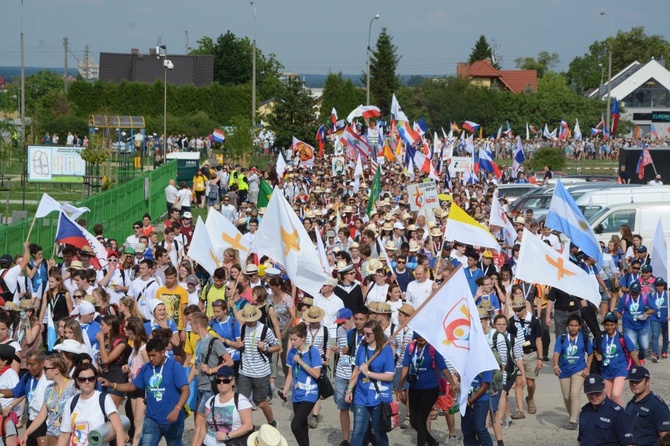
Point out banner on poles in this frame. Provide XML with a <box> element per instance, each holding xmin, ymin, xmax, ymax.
<box><xmin>407</xmin><ymin>182</ymin><xmax>439</xmax><ymax>212</ymax></box>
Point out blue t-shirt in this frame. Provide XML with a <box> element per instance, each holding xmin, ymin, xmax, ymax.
<box><xmin>475</xmin><ymin>293</ymin><xmax>500</xmax><ymax>312</ymax></box>
<box><xmin>11</xmin><ymin>373</ymin><xmax>39</xmax><ymax>398</ymax></box>
<box><xmin>133</xmin><ymin>357</ymin><xmax>188</xmax><ymax>424</ymax></box>
<box><xmin>144</xmin><ymin>318</ymin><xmax>179</xmax><ymax>337</ymax></box>
<box><xmin>554</xmin><ymin>332</ymin><xmax>593</xmax><ymax>379</ymax></box>
<box><xmin>650</xmin><ymin>290</ymin><xmax>668</xmax><ymax>322</ymax></box>
<box><xmin>600</xmin><ymin>331</ymin><xmax>636</xmax><ymax>379</ymax></box>
<box><xmin>464</xmin><ymin>268</ymin><xmax>484</xmax><ymax>296</ymax></box>
<box><xmin>209</xmin><ymin>317</ymin><xmax>241</xmax><ymax>361</ymax></box>
<box><xmin>401</xmin><ymin>342</ymin><xmax>447</xmax><ymax>390</ymax></box>
<box><xmin>354</xmin><ymin>344</ymin><xmax>395</xmax><ymax>407</ymax></box>
<box><xmin>469</xmin><ymin>370</ymin><xmax>493</xmax><ymax>402</ymax></box>
<box><xmin>616</xmin><ymin>293</ymin><xmax>656</xmax><ymax>331</ymax></box>
<box><xmin>286</xmin><ymin>346</ymin><xmax>322</xmax><ymax>403</ymax></box>
<box><xmin>81</xmin><ymin>321</ymin><xmax>101</xmax><ymax>351</ymax></box>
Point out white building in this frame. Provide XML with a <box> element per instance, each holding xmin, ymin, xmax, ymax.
<box><xmin>589</xmin><ymin>58</ymin><xmax>670</xmax><ymax>138</ymax></box>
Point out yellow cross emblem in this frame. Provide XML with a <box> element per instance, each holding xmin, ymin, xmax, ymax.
<box><xmin>222</xmin><ymin>232</ymin><xmax>249</xmax><ymax>252</ymax></box>
<box><xmin>281</xmin><ymin>227</ymin><xmax>300</xmax><ymax>256</ymax></box>
<box><xmin>545</xmin><ymin>255</ymin><xmax>576</xmax><ymax>280</ymax></box>
<box><xmin>209</xmin><ymin>249</ymin><xmax>219</xmax><ymax>266</ymax></box>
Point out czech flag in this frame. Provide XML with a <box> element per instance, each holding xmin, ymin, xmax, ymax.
<box><xmin>462</xmin><ymin>121</ymin><xmax>480</xmax><ymax>134</ymax></box>
<box><xmin>610</xmin><ymin>98</ymin><xmax>620</xmax><ymax>135</ymax></box>
<box><xmin>212</xmin><ymin>129</ymin><xmax>225</xmax><ymax>143</ymax></box>
<box><xmin>55</xmin><ymin>212</ymin><xmax>89</xmax><ymax>248</ymax></box>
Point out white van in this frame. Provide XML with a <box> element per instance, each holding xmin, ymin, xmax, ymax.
<box><xmin>589</xmin><ymin>202</ymin><xmax>670</xmax><ymax>242</ymax></box>
<box><xmin>577</xmin><ymin>185</ymin><xmax>670</xmax><ymax>221</ymax></box>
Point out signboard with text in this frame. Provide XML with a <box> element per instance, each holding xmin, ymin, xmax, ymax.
<box><xmin>407</xmin><ymin>182</ymin><xmax>439</xmax><ymax>211</ymax></box>
<box><xmin>28</xmin><ymin>146</ymin><xmax>85</xmax><ymax>182</ymax></box>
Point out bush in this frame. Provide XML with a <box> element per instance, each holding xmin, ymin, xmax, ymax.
<box><xmin>530</xmin><ymin>147</ymin><xmax>566</xmax><ymax>171</ymax></box>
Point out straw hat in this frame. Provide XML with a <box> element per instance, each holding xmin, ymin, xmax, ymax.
<box><xmin>477</xmin><ymin>306</ymin><xmax>491</xmax><ymax>319</ymax></box>
<box><xmin>19</xmin><ymin>299</ymin><xmax>35</xmax><ymax>310</ymax></box>
<box><xmin>236</xmin><ymin>305</ymin><xmax>262</xmax><ymax>324</ymax></box>
<box><xmin>430</xmin><ymin>228</ymin><xmax>443</xmax><ymax>238</ymax></box>
<box><xmin>247</xmin><ymin>424</ymin><xmax>288</xmax><ymax>446</ymax></box>
<box><xmin>302</xmin><ymin>305</ymin><xmax>325</xmax><ymax>323</ymax></box>
<box><xmin>69</xmin><ymin>260</ymin><xmax>84</xmax><ymax>270</ymax></box>
<box><xmin>382</xmin><ymin>222</ymin><xmax>393</xmax><ymax>232</ymax></box>
<box><xmin>398</xmin><ymin>303</ymin><xmax>415</xmax><ymax>316</ymax></box>
<box><xmin>408</xmin><ymin>240</ymin><xmax>420</xmax><ymax>252</ymax></box>
<box><xmin>300</xmin><ymin>297</ymin><xmax>314</xmax><ymax>307</ymax></box>
<box><xmin>511</xmin><ymin>295</ymin><xmax>527</xmax><ymax>309</ymax></box>
<box><xmin>344</xmin><ymin>206</ymin><xmax>354</xmax><ymax>214</ymax></box>
<box><xmin>384</xmin><ymin>240</ymin><xmax>397</xmax><ymax>251</ymax></box>
<box><xmin>369</xmin><ymin>302</ymin><xmax>392</xmax><ymax>314</ymax></box>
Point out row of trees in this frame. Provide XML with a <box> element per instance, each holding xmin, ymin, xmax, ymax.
<box><xmin>0</xmin><ymin>27</ymin><xmax>667</xmax><ymax>155</ymax></box>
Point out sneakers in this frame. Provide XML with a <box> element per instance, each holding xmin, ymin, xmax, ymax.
<box><xmin>401</xmin><ymin>417</ymin><xmax>412</xmax><ymax>429</ymax></box>
<box><xmin>566</xmin><ymin>422</ymin><xmax>578</xmax><ymax>430</ymax></box>
<box><xmin>270</xmin><ymin>419</ymin><xmax>278</xmax><ymax>429</ymax></box>
<box><xmin>663</xmin><ymin>352</ymin><xmax>668</xmax><ymax>359</ymax></box>
<box><xmin>651</xmin><ymin>354</ymin><xmax>660</xmax><ymax>363</ymax></box>
<box><xmin>338</xmin><ymin>441</ymin><xmax>351</xmax><ymax>446</ymax></box>
<box><xmin>641</xmin><ymin>359</ymin><xmax>646</xmax><ymax>365</ymax></box>
<box><xmin>308</xmin><ymin>415</ymin><xmax>319</xmax><ymax>429</ymax></box>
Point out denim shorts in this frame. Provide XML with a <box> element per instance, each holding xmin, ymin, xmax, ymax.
<box><xmin>196</xmin><ymin>388</ymin><xmax>214</xmax><ymax>414</ymax></box>
<box><xmin>392</xmin><ymin>366</ymin><xmax>409</xmax><ymax>392</ymax></box>
<box><xmin>335</xmin><ymin>376</ymin><xmax>351</xmax><ymax>411</ymax></box>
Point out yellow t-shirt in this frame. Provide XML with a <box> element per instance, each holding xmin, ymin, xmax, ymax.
<box><xmin>156</xmin><ymin>285</ymin><xmax>189</xmax><ymax>329</ymax></box>
<box><xmin>200</xmin><ymin>284</ymin><xmax>226</xmax><ymax>318</ymax></box>
<box><xmin>193</xmin><ymin>175</ymin><xmax>206</xmax><ymax>192</ymax></box>
<box><xmin>184</xmin><ymin>328</ymin><xmax>218</xmax><ymax>366</ymax></box>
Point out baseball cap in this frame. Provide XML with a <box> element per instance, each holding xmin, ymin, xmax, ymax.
<box><xmin>71</xmin><ymin>301</ymin><xmax>96</xmax><ymax>316</ymax></box>
<box><xmin>0</xmin><ymin>255</ymin><xmax>13</xmax><ymax>268</ymax></box>
<box><xmin>335</xmin><ymin>308</ymin><xmax>353</xmax><ymax>324</ymax></box>
<box><xmin>216</xmin><ymin>366</ymin><xmax>235</xmax><ymax>377</ymax></box>
<box><xmin>323</xmin><ymin>278</ymin><xmax>338</xmax><ymax>287</ymax></box>
<box><xmin>583</xmin><ymin>374</ymin><xmax>605</xmax><ymax>394</ymax></box>
<box><xmin>637</xmin><ymin>246</ymin><xmax>648</xmax><ymax>253</ymax></box>
<box><xmin>186</xmin><ymin>275</ymin><xmax>200</xmax><ymax>285</ymax></box>
<box><xmin>626</xmin><ymin>366</ymin><xmax>650</xmax><ymax>381</ymax></box>
<box><xmin>603</xmin><ymin>311</ymin><xmax>618</xmax><ymax>323</ymax></box>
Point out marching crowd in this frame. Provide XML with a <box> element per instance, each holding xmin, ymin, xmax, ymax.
<box><xmin>1</xmin><ymin>151</ymin><xmax>670</xmax><ymax>446</ymax></box>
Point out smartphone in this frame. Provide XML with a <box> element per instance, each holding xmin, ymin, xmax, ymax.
<box><xmin>277</xmin><ymin>390</ymin><xmax>287</xmax><ymax>402</ymax></box>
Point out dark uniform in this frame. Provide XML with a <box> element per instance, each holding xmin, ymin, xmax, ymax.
<box><xmin>625</xmin><ymin>391</ymin><xmax>670</xmax><ymax>446</ymax></box>
<box><xmin>578</xmin><ymin>397</ymin><xmax>635</xmax><ymax>446</ymax></box>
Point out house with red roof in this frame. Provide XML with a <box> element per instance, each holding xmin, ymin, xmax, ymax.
<box><xmin>456</xmin><ymin>59</ymin><xmax>537</xmax><ymax>93</ymax></box>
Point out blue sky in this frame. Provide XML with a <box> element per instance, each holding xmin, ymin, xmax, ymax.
<box><xmin>1</xmin><ymin>0</ymin><xmax>669</xmax><ymax>75</ymax></box>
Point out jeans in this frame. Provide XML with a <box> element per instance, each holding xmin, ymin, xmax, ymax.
<box><xmin>650</xmin><ymin>320</ymin><xmax>669</xmax><ymax>355</ymax></box>
<box><xmin>624</xmin><ymin>325</ymin><xmax>650</xmax><ymax>360</ymax></box>
<box><xmin>409</xmin><ymin>387</ymin><xmax>439</xmax><ymax>446</ymax></box>
<box><xmin>351</xmin><ymin>404</ymin><xmax>388</xmax><ymax>446</ymax></box>
<box><xmin>141</xmin><ymin>416</ymin><xmax>184</xmax><ymax>446</ymax></box>
<box><xmin>462</xmin><ymin>399</ymin><xmax>493</xmax><ymax>446</ymax></box>
<box><xmin>291</xmin><ymin>401</ymin><xmax>316</xmax><ymax>446</ymax></box>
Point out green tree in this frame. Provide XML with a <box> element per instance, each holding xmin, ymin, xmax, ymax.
<box><xmin>319</xmin><ymin>73</ymin><xmax>365</xmax><ymax>124</ymax></box>
<box><xmin>268</xmin><ymin>77</ymin><xmax>317</xmax><ymax>148</ymax></box>
<box><xmin>366</xmin><ymin>27</ymin><xmax>401</xmax><ymax>116</ymax></box>
<box><xmin>567</xmin><ymin>27</ymin><xmax>670</xmax><ymax>93</ymax></box>
<box><xmin>468</xmin><ymin>35</ymin><xmax>500</xmax><ymax>69</ymax></box>
<box><xmin>223</xmin><ymin>115</ymin><xmax>254</xmax><ymax>161</ymax></box>
<box><xmin>515</xmin><ymin>51</ymin><xmax>560</xmax><ymax>78</ymax></box>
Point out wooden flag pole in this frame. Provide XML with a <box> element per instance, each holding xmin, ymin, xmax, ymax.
<box><xmin>24</xmin><ymin>215</ymin><xmax>38</xmax><ymax>243</ymax></box>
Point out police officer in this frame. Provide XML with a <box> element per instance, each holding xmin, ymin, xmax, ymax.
<box><xmin>625</xmin><ymin>366</ymin><xmax>670</xmax><ymax>446</ymax></box>
<box><xmin>578</xmin><ymin>373</ymin><xmax>635</xmax><ymax>446</ymax></box>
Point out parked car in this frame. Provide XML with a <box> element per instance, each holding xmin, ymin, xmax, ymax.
<box><xmin>496</xmin><ymin>184</ymin><xmax>540</xmax><ymax>203</ymax></box>
<box><xmin>590</xmin><ymin>202</ymin><xmax>670</xmax><ymax>243</ymax></box>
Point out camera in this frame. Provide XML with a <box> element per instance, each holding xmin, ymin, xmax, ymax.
<box><xmin>407</xmin><ymin>374</ymin><xmax>418</xmax><ymax>383</ymax></box>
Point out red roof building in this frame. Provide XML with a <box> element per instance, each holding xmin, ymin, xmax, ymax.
<box><xmin>456</xmin><ymin>59</ymin><xmax>537</xmax><ymax>93</ymax></box>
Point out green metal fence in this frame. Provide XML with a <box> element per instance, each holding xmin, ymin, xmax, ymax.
<box><xmin>0</xmin><ymin>161</ymin><xmax>177</xmax><ymax>257</ymax></box>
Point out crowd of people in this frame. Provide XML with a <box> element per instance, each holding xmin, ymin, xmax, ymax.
<box><xmin>1</xmin><ymin>145</ymin><xmax>670</xmax><ymax>446</ymax></box>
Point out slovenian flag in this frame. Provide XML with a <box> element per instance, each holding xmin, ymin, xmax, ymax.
<box><xmin>55</xmin><ymin>212</ymin><xmax>90</xmax><ymax>248</ymax></box>
<box><xmin>462</xmin><ymin>121</ymin><xmax>480</xmax><ymax>133</ymax></box>
<box><xmin>212</xmin><ymin>129</ymin><xmax>225</xmax><ymax>143</ymax></box>
<box><xmin>610</xmin><ymin>98</ymin><xmax>620</xmax><ymax>135</ymax></box>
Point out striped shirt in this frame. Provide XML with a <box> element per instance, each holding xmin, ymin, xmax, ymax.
<box><xmin>305</xmin><ymin>324</ymin><xmax>331</xmax><ymax>359</ymax></box>
<box><xmin>395</xmin><ymin>326</ymin><xmax>414</xmax><ymax>366</ymax></box>
<box><xmin>239</xmin><ymin>322</ymin><xmax>278</xmax><ymax>378</ymax></box>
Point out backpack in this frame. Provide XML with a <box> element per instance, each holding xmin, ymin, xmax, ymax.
<box><xmin>616</xmin><ymin>332</ymin><xmax>634</xmax><ymax>371</ymax></box>
<box><xmin>0</xmin><ymin>270</ymin><xmax>12</xmax><ymax>304</ymax></box>
<box><xmin>202</xmin><ymin>336</ymin><xmax>225</xmax><ymax>393</ymax></box>
<box><xmin>70</xmin><ymin>393</ymin><xmax>108</xmax><ymax>424</ymax></box>
<box><xmin>347</xmin><ymin>330</ymin><xmax>361</xmax><ymax>368</ymax></box>
<box><xmin>239</xmin><ymin>324</ymin><xmax>270</xmax><ymax>369</ymax></box>
<box><xmin>622</xmin><ymin>293</ymin><xmax>649</xmax><ymax>312</ymax></box>
<box><xmin>0</xmin><ymin>414</ymin><xmax>20</xmax><ymax>446</ymax></box>
<box><xmin>407</xmin><ymin>342</ymin><xmax>448</xmax><ymax>395</ymax></box>
<box><xmin>492</xmin><ymin>331</ymin><xmax>518</xmax><ymax>377</ymax></box>
<box><xmin>103</xmin><ymin>268</ymin><xmax>125</xmax><ymax>287</ymax></box>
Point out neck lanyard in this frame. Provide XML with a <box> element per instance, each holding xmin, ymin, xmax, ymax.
<box><xmin>293</xmin><ymin>345</ymin><xmax>309</xmax><ymax>378</ymax></box>
<box><xmin>605</xmin><ymin>333</ymin><xmax>616</xmax><ymax>352</ymax></box>
<box><xmin>411</xmin><ymin>345</ymin><xmax>425</xmax><ymax>371</ymax></box>
<box><xmin>309</xmin><ymin>326</ymin><xmax>320</xmax><ymax>346</ymax></box>
<box><xmin>522</xmin><ymin>283</ymin><xmax>532</xmax><ymax>301</ymax></box>
<box><xmin>249</xmin><ymin>326</ymin><xmax>258</xmax><ymax>351</ymax></box>
<box><xmin>400</xmin><ymin>327</ymin><xmax>409</xmax><ymax>354</ymax></box>
<box><xmin>152</xmin><ymin>358</ymin><xmax>167</xmax><ymax>378</ymax></box>
<box><xmin>195</xmin><ymin>334</ymin><xmax>210</xmax><ymax>360</ymax></box>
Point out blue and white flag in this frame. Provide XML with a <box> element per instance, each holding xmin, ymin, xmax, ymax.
<box><xmin>512</xmin><ymin>136</ymin><xmax>525</xmax><ymax>178</ymax></box>
<box><xmin>545</xmin><ymin>181</ymin><xmax>603</xmax><ymax>268</ymax></box>
<box><xmin>46</xmin><ymin>305</ymin><xmax>57</xmax><ymax>351</ymax></box>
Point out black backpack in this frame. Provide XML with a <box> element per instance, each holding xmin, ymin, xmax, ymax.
<box><xmin>0</xmin><ymin>270</ymin><xmax>12</xmax><ymax>304</ymax></box>
<box><xmin>492</xmin><ymin>331</ymin><xmax>518</xmax><ymax>376</ymax></box>
<box><xmin>203</xmin><ymin>336</ymin><xmax>225</xmax><ymax>393</ymax></box>
<box><xmin>70</xmin><ymin>393</ymin><xmax>108</xmax><ymax>422</ymax></box>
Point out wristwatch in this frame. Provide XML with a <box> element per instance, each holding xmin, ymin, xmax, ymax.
<box><xmin>225</xmin><ymin>433</ymin><xmax>230</xmax><ymax>442</ymax></box>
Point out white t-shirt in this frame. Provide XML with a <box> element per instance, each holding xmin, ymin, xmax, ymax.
<box><xmin>177</xmin><ymin>189</ymin><xmax>191</xmax><ymax>207</ymax></box>
<box><xmin>61</xmin><ymin>391</ymin><xmax>118</xmax><ymax>446</ymax></box>
<box><xmin>406</xmin><ymin>279</ymin><xmax>434</xmax><ymax>309</ymax></box>
<box><xmin>365</xmin><ymin>283</ymin><xmax>389</xmax><ymax>306</ymax></box>
<box><xmin>313</xmin><ymin>293</ymin><xmax>344</xmax><ymax>339</ymax></box>
<box><xmin>0</xmin><ymin>368</ymin><xmax>20</xmax><ymax>417</ymax></box>
<box><xmin>128</xmin><ymin>277</ymin><xmax>160</xmax><ymax>320</ymax></box>
<box><xmin>204</xmin><ymin>393</ymin><xmax>253</xmax><ymax>446</ymax></box>
<box><xmin>165</xmin><ymin>184</ymin><xmax>178</xmax><ymax>203</ymax></box>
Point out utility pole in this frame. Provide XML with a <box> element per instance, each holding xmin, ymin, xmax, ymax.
<box><xmin>84</xmin><ymin>45</ymin><xmax>89</xmax><ymax>80</ymax></box>
<box><xmin>185</xmin><ymin>31</ymin><xmax>189</xmax><ymax>54</ymax></box>
<box><xmin>251</xmin><ymin>1</ymin><xmax>257</xmax><ymax>129</ymax></box>
<box><xmin>63</xmin><ymin>37</ymin><xmax>69</xmax><ymax>93</ymax></box>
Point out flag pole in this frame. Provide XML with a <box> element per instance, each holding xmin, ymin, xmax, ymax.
<box><xmin>359</xmin><ymin>264</ymin><xmax>463</xmax><ymax>369</ymax></box>
<box><xmin>24</xmin><ymin>214</ymin><xmax>37</xmax><ymax>243</ymax></box>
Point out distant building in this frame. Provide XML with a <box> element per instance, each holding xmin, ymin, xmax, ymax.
<box><xmin>456</xmin><ymin>59</ymin><xmax>537</xmax><ymax>93</ymax></box>
<box><xmin>99</xmin><ymin>48</ymin><xmax>214</xmax><ymax>87</ymax></box>
<box><xmin>588</xmin><ymin>58</ymin><xmax>670</xmax><ymax>138</ymax></box>
<box><xmin>77</xmin><ymin>58</ymin><xmax>99</xmax><ymax>81</ymax></box>
<box><xmin>0</xmin><ymin>76</ymin><xmax>6</xmax><ymax>91</ymax></box>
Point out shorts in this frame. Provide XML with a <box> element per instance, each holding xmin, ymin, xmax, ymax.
<box><xmin>195</xmin><ymin>190</ymin><xmax>205</xmax><ymax>201</ymax></box>
<box><xmin>335</xmin><ymin>376</ymin><xmax>352</xmax><ymax>411</ymax></box>
<box><xmin>522</xmin><ymin>352</ymin><xmax>538</xmax><ymax>378</ymax></box>
<box><xmin>490</xmin><ymin>390</ymin><xmax>501</xmax><ymax>413</ymax></box>
<box><xmin>504</xmin><ymin>372</ymin><xmax>517</xmax><ymax>393</ymax></box>
<box><xmin>196</xmin><ymin>388</ymin><xmax>214</xmax><ymax>414</ymax></box>
<box><xmin>393</xmin><ymin>366</ymin><xmax>409</xmax><ymax>392</ymax></box>
<box><xmin>434</xmin><ymin>383</ymin><xmax>455</xmax><ymax>412</ymax></box>
<box><xmin>237</xmin><ymin>374</ymin><xmax>270</xmax><ymax>403</ymax></box>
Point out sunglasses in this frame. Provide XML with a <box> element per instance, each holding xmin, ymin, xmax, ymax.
<box><xmin>133</xmin><ymin>226</ymin><xmax>140</xmax><ymax>229</ymax></box>
<box><xmin>109</xmin><ymin>259</ymin><xmax>118</xmax><ymax>262</ymax></box>
<box><xmin>632</xmin><ymin>267</ymin><xmax>640</xmax><ymax>270</ymax></box>
<box><xmin>77</xmin><ymin>376</ymin><xmax>96</xmax><ymax>383</ymax></box>
<box><xmin>216</xmin><ymin>378</ymin><xmax>233</xmax><ymax>384</ymax></box>
<box><xmin>43</xmin><ymin>366</ymin><xmax>56</xmax><ymax>371</ymax></box>
<box><xmin>74</xmin><ymin>295</ymin><xmax>84</xmax><ymax>298</ymax></box>
<box><xmin>513</xmin><ymin>308</ymin><xmax>524</xmax><ymax>313</ymax></box>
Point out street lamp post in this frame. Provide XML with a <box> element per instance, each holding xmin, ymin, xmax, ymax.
<box><xmin>366</xmin><ymin>14</ymin><xmax>380</xmax><ymax>106</ymax></box>
<box><xmin>251</xmin><ymin>1</ymin><xmax>257</xmax><ymax>129</ymax></box>
<box><xmin>159</xmin><ymin>45</ymin><xmax>173</xmax><ymax>167</ymax></box>
<box><xmin>600</xmin><ymin>12</ymin><xmax>613</xmax><ymax>134</ymax></box>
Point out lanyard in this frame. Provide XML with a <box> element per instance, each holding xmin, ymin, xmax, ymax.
<box><xmin>411</xmin><ymin>345</ymin><xmax>425</xmax><ymax>371</ymax></box>
<box><xmin>249</xmin><ymin>327</ymin><xmax>258</xmax><ymax>351</ymax></box>
<box><xmin>152</xmin><ymin>358</ymin><xmax>167</xmax><ymax>380</ymax></box>
<box><xmin>195</xmin><ymin>335</ymin><xmax>210</xmax><ymax>360</ymax></box>
<box><xmin>605</xmin><ymin>334</ymin><xmax>616</xmax><ymax>354</ymax></box>
<box><xmin>293</xmin><ymin>346</ymin><xmax>309</xmax><ymax>379</ymax></box>
<box><xmin>309</xmin><ymin>327</ymin><xmax>320</xmax><ymax>347</ymax></box>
